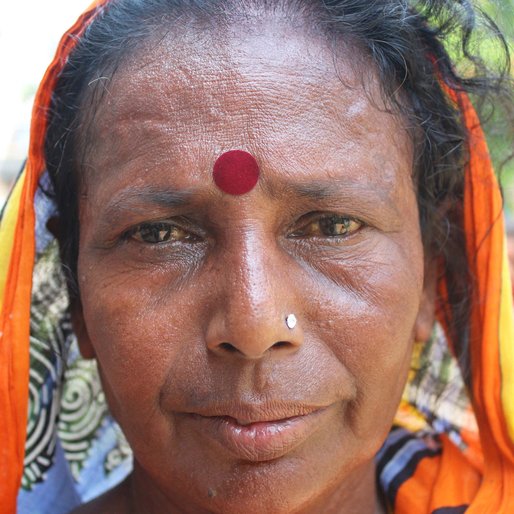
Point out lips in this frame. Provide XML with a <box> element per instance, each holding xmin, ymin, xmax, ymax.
<box><xmin>183</xmin><ymin>406</ymin><xmax>329</xmax><ymax>462</ymax></box>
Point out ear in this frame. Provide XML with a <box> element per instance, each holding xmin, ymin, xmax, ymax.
<box><xmin>70</xmin><ymin>301</ymin><xmax>96</xmax><ymax>359</ymax></box>
<box><xmin>414</xmin><ymin>259</ymin><xmax>437</xmax><ymax>342</ymax></box>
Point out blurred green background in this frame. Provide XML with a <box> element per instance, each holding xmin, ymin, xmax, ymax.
<box><xmin>468</xmin><ymin>0</ymin><xmax>514</xmax><ymax>213</ymax></box>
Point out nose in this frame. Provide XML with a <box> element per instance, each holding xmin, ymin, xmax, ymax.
<box><xmin>205</xmin><ymin>233</ymin><xmax>304</xmax><ymax>359</ymax></box>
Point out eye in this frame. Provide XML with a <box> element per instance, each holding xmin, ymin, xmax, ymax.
<box><xmin>290</xmin><ymin>214</ymin><xmax>362</xmax><ymax>239</ymax></box>
<box><xmin>126</xmin><ymin>221</ymin><xmax>198</xmax><ymax>244</ymax></box>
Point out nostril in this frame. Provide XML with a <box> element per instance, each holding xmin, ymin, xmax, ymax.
<box><xmin>273</xmin><ymin>341</ymin><xmax>290</xmax><ymax>349</ymax></box>
<box><xmin>219</xmin><ymin>342</ymin><xmax>239</xmax><ymax>353</ymax></box>
<box><xmin>217</xmin><ymin>340</ymin><xmax>292</xmax><ymax>354</ymax></box>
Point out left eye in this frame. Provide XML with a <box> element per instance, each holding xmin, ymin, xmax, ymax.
<box><xmin>290</xmin><ymin>215</ymin><xmax>362</xmax><ymax>238</ymax></box>
<box><xmin>127</xmin><ymin>222</ymin><xmax>196</xmax><ymax>244</ymax></box>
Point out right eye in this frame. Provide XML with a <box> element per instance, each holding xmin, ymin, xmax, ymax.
<box><xmin>126</xmin><ymin>221</ymin><xmax>198</xmax><ymax>244</ymax></box>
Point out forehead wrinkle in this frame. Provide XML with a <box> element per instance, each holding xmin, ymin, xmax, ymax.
<box><xmin>87</xmin><ymin>22</ymin><xmax>366</xmax><ymax>140</ymax></box>
<box><xmin>98</xmin><ymin>71</ymin><xmax>346</xmax><ymax>131</ymax></box>
<box><xmin>90</xmin><ymin>73</ymin><xmax>376</xmax><ymax>168</ymax></box>
<box><xmin>82</xmin><ymin>16</ymin><xmax>387</xmax><ymax>160</ymax></box>
<box><xmin>88</xmin><ymin>115</ymin><xmax>177</xmax><ymax>173</ymax></box>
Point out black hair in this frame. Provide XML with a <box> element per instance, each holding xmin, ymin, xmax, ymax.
<box><xmin>44</xmin><ymin>0</ymin><xmax>512</xmax><ymax>385</ymax></box>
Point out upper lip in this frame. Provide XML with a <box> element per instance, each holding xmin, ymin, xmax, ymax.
<box><xmin>185</xmin><ymin>402</ymin><xmax>328</xmax><ymax>425</ymax></box>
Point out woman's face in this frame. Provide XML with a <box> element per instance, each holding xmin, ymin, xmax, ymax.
<box><xmin>74</xmin><ymin>19</ymin><xmax>434</xmax><ymax>514</ymax></box>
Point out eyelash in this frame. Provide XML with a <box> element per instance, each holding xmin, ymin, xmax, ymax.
<box><xmin>121</xmin><ymin>213</ymin><xmax>363</xmax><ymax>246</ymax></box>
<box><xmin>122</xmin><ymin>221</ymin><xmax>200</xmax><ymax>245</ymax></box>
<box><xmin>289</xmin><ymin>214</ymin><xmax>363</xmax><ymax>240</ymax></box>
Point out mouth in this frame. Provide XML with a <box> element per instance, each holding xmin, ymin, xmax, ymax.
<box><xmin>182</xmin><ymin>406</ymin><xmax>329</xmax><ymax>462</ymax></box>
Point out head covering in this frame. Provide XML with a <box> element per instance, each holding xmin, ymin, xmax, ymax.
<box><xmin>1</xmin><ymin>1</ymin><xmax>513</xmax><ymax>512</ymax></box>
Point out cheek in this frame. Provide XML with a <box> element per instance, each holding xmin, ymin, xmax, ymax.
<box><xmin>305</xmin><ymin>239</ymin><xmax>424</xmax><ymax>437</ymax></box>
<box><xmin>77</xmin><ymin>266</ymin><xmax>201</xmax><ymax>424</ymax></box>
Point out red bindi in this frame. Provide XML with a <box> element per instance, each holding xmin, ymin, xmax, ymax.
<box><xmin>213</xmin><ymin>150</ymin><xmax>260</xmax><ymax>195</ymax></box>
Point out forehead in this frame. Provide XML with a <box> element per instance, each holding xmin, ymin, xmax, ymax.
<box><xmin>82</xmin><ymin>19</ymin><xmax>412</xmax><ymax>195</ymax></box>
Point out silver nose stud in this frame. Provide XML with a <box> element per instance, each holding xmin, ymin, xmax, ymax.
<box><xmin>285</xmin><ymin>314</ymin><xmax>297</xmax><ymax>330</ymax></box>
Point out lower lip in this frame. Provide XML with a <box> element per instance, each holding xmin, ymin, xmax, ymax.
<box><xmin>186</xmin><ymin>410</ymin><xmax>326</xmax><ymax>462</ymax></box>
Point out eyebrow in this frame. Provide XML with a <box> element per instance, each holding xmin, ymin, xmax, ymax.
<box><xmin>293</xmin><ymin>181</ymin><xmax>348</xmax><ymax>201</ymax></box>
<box><xmin>101</xmin><ymin>185</ymin><xmax>195</xmax><ymax>221</ymax></box>
<box><xmin>267</xmin><ymin>177</ymin><xmax>399</xmax><ymax>211</ymax></box>
<box><xmin>99</xmin><ymin>175</ymin><xmax>400</xmax><ymax>225</ymax></box>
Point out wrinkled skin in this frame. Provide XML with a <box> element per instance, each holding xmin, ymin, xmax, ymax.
<box><xmin>70</xmin><ymin>14</ymin><xmax>435</xmax><ymax>514</ymax></box>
